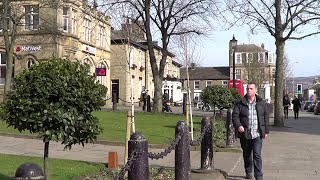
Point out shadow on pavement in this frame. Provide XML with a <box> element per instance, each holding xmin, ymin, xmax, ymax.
<box><xmin>270</xmin><ymin>111</ymin><xmax>320</xmax><ymax>136</ymax></box>
<box><xmin>226</xmin><ymin>175</ymin><xmax>246</xmax><ymax>180</ymax></box>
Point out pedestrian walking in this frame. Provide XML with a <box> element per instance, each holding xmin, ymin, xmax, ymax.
<box><xmin>283</xmin><ymin>95</ymin><xmax>290</xmax><ymax>119</ymax></box>
<box><xmin>162</xmin><ymin>91</ymin><xmax>169</xmax><ymax>112</ymax></box>
<box><xmin>291</xmin><ymin>96</ymin><xmax>301</xmax><ymax>119</ymax></box>
<box><xmin>232</xmin><ymin>82</ymin><xmax>269</xmax><ymax>180</ymax></box>
<box><xmin>140</xmin><ymin>87</ymin><xmax>147</xmax><ymax>111</ymax></box>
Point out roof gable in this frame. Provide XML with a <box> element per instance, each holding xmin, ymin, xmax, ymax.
<box><xmin>236</xmin><ymin>44</ymin><xmax>267</xmax><ymax>53</ymax></box>
<box><xmin>180</xmin><ymin>67</ymin><xmax>230</xmax><ymax>80</ymax></box>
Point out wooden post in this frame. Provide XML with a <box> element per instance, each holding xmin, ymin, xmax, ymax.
<box><xmin>124</xmin><ymin>110</ymin><xmax>132</xmax><ymax>165</ymax></box>
<box><xmin>186</xmin><ymin>98</ymin><xmax>189</xmax><ymax>127</ymax></box>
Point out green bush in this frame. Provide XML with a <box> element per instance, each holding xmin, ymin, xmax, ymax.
<box><xmin>1</xmin><ymin>58</ymin><xmax>107</xmax><ymax>148</ymax></box>
<box><xmin>1</xmin><ymin>58</ymin><xmax>107</xmax><ymax>178</ymax></box>
<box><xmin>214</xmin><ymin>117</ymin><xmax>227</xmax><ymax>147</ymax></box>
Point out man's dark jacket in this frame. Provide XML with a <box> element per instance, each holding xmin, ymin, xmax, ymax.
<box><xmin>232</xmin><ymin>94</ymin><xmax>270</xmax><ymax>139</ymax></box>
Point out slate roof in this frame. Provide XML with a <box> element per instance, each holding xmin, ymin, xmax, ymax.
<box><xmin>235</xmin><ymin>44</ymin><xmax>268</xmax><ymax>53</ymax></box>
<box><xmin>180</xmin><ymin>67</ymin><xmax>230</xmax><ymax>80</ymax></box>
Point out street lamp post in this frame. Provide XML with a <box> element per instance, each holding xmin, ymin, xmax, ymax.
<box><xmin>230</xmin><ymin>35</ymin><xmax>238</xmax><ymax>88</ymax></box>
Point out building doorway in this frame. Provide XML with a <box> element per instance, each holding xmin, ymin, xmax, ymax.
<box><xmin>111</xmin><ymin>80</ymin><xmax>119</xmax><ymax>103</ymax></box>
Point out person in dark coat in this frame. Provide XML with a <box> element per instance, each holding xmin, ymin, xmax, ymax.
<box><xmin>162</xmin><ymin>91</ymin><xmax>169</xmax><ymax>112</ymax></box>
<box><xmin>232</xmin><ymin>82</ymin><xmax>269</xmax><ymax>180</ymax></box>
<box><xmin>283</xmin><ymin>95</ymin><xmax>291</xmax><ymax>119</ymax></box>
<box><xmin>291</xmin><ymin>96</ymin><xmax>301</xmax><ymax>119</ymax></box>
<box><xmin>140</xmin><ymin>87</ymin><xmax>147</xmax><ymax>111</ymax></box>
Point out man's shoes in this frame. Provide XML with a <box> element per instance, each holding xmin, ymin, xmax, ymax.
<box><xmin>245</xmin><ymin>174</ymin><xmax>252</xmax><ymax>179</ymax></box>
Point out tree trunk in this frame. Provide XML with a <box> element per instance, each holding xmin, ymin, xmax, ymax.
<box><xmin>153</xmin><ymin>76</ymin><xmax>163</xmax><ymax>112</ymax></box>
<box><xmin>143</xmin><ymin>0</ymin><xmax>164</xmax><ymax>113</ymax></box>
<box><xmin>3</xmin><ymin>0</ymin><xmax>13</xmax><ymax>100</ymax></box>
<box><xmin>274</xmin><ymin>40</ymin><xmax>285</xmax><ymax>126</ymax></box>
<box><xmin>44</xmin><ymin>141</ymin><xmax>49</xmax><ymax>180</ymax></box>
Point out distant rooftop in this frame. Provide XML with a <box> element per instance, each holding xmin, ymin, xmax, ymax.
<box><xmin>180</xmin><ymin>67</ymin><xmax>230</xmax><ymax>80</ymax></box>
<box><xmin>236</xmin><ymin>44</ymin><xmax>268</xmax><ymax>53</ymax></box>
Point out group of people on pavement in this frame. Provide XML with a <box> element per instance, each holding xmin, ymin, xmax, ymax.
<box><xmin>283</xmin><ymin>94</ymin><xmax>301</xmax><ymax>119</ymax></box>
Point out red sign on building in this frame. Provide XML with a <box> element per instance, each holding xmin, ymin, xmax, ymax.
<box><xmin>96</xmin><ymin>67</ymin><xmax>106</xmax><ymax>76</ymax></box>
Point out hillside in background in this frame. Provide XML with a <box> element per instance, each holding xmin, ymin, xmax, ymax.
<box><xmin>285</xmin><ymin>76</ymin><xmax>318</xmax><ymax>94</ymax></box>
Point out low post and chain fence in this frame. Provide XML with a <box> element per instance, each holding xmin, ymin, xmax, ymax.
<box><xmin>108</xmin><ymin>116</ymin><xmax>216</xmax><ymax>180</ymax></box>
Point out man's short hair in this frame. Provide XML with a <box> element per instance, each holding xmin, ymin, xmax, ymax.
<box><xmin>247</xmin><ymin>81</ymin><xmax>256</xmax><ymax>87</ymax></box>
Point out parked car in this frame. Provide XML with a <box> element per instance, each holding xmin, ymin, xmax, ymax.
<box><xmin>308</xmin><ymin>103</ymin><xmax>316</xmax><ymax>112</ymax></box>
<box><xmin>303</xmin><ymin>101</ymin><xmax>314</xmax><ymax>111</ymax></box>
<box><xmin>314</xmin><ymin>102</ymin><xmax>320</xmax><ymax>115</ymax></box>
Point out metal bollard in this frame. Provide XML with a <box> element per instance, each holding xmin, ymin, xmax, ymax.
<box><xmin>192</xmin><ymin>116</ymin><xmax>216</xmax><ymax>173</ymax></box>
<box><xmin>175</xmin><ymin>120</ymin><xmax>190</xmax><ymax>180</ymax></box>
<box><xmin>112</xmin><ymin>92</ymin><xmax>117</xmax><ymax>110</ymax></box>
<box><xmin>226</xmin><ymin>108</ymin><xmax>235</xmax><ymax>146</ymax></box>
<box><xmin>128</xmin><ymin>132</ymin><xmax>149</xmax><ymax>180</ymax></box>
<box><xmin>146</xmin><ymin>95</ymin><xmax>151</xmax><ymax>112</ymax></box>
<box><xmin>15</xmin><ymin>162</ymin><xmax>45</xmax><ymax>180</ymax></box>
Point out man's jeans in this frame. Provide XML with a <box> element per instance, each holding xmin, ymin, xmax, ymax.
<box><xmin>240</xmin><ymin>137</ymin><xmax>263</xmax><ymax>179</ymax></box>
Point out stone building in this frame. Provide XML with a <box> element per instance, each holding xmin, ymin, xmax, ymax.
<box><xmin>229</xmin><ymin>42</ymin><xmax>276</xmax><ymax>102</ymax></box>
<box><xmin>180</xmin><ymin>66</ymin><xmax>230</xmax><ymax>103</ymax></box>
<box><xmin>110</xmin><ymin>21</ymin><xmax>182</xmax><ymax>106</ymax></box>
<box><xmin>0</xmin><ymin>0</ymin><xmax>111</xmax><ymax>101</ymax></box>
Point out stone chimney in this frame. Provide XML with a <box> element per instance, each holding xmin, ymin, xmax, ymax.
<box><xmin>261</xmin><ymin>43</ymin><xmax>265</xmax><ymax>49</ymax></box>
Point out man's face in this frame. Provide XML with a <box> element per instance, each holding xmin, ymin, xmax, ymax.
<box><xmin>247</xmin><ymin>84</ymin><xmax>256</xmax><ymax>98</ymax></box>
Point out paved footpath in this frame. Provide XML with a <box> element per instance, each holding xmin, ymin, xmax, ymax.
<box><xmin>228</xmin><ymin>110</ymin><xmax>320</xmax><ymax>180</ymax></box>
<box><xmin>1</xmin><ymin>110</ymin><xmax>320</xmax><ymax>180</ymax></box>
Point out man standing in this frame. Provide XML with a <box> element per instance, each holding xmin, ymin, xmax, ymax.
<box><xmin>140</xmin><ymin>87</ymin><xmax>147</xmax><ymax>111</ymax></box>
<box><xmin>232</xmin><ymin>82</ymin><xmax>269</xmax><ymax>180</ymax></box>
<box><xmin>291</xmin><ymin>96</ymin><xmax>301</xmax><ymax>119</ymax></box>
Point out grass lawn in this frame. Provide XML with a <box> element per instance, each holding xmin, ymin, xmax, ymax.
<box><xmin>0</xmin><ymin>111</ymin><xmax>217</xmax><ymax>144</ymax></box>
<box><xmin>0</xmin><ymin>153</ymin><xmax>104</xmax><ymax>180</ymax></box>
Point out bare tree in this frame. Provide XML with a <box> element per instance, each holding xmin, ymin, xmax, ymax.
<box><xmin>103</xmin><ymin>0</ymin><xmax>219</xmax><ymax>112</ymax></box>
<box><xmin>242</xmin><ymin>59</ymin><xmax>269</xmax><ymax>96</ymax></box>
<box><xmin>172</xmin><ymin>33</ymin><xmax>204</xmax><ymax>67</ymax></box>
<box><xmin>225</xmin><ymin>0</ymin><xmax>320</xmax><ymax>126</ymax></box>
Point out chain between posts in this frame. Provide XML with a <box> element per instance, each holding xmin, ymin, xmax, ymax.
<box><xmin>118</xmin><ymin>98</ymin><xmax>141</xmax><ymax>104</ymax></box>
<box><xmin>148</xmin><ymin>132</ymin><xmax>183</xmax><ymax>160</ymax></box>
<box><xmin>113</xmin><ymin>150</ymin><xmax>140</xmax><ymax>180</ymax></box>
<box><xmin>190</xmin><ymin>124</ymin><xmax>211</xmax><ymax>146</ymax></box>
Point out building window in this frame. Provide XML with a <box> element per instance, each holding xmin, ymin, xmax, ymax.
<box><xmin>83</xmin><ymin>58</ymin><xmax>94</xmax><ymax>73</ymax></box>
<box><xmin>272</xmin><ymin>67</ymin><xmax>276</xmax><ymax>78</ymax></box>
<box><xmin>0</xmin><ymin>53</ymin><xmax>14</xmax><ymax>84</ymax></box>
<box><xmin>24</xmin><ymin>5</ymin><xmax>39</xmax><ymax>30</ymax></box>
<box><xmin>62</xmin><ymin>7</ymin><xmax>69</xmax><ymax>32</ymax></box>
<box><xmin>138</xmin><ymin>50</ymin><xmax>142</xmax><ymax>67</ymax></box>
<box><xmin>222</xmin><ymin>80</ymin><xmax>228</xmax><ymax>86</ymax></box>
<box><xmin>83</xmin><ymin>18</ymin><xmax>91</xmax><ymax>42</ymax></box>
<box><xmin>235</xmin><ymin>52</ymin><xmax>242</xmax><ymax>64</ymax></box>
<box><xmin>96</xmin><ymin>62</ymin><xmax>107</xmax><ymax>86</ymax></box>
<box><xmin>27</xmin><ymin>58</ymin><xmax>36</xmax><ymax>68</ymax></box>
<box><xmin>0</xmin><ymin>5</ymin><xmax>10</xmax><ymax>32</ymax></box>
<box><xmin>258</xmin><ymin>52</ymin><xmax>264</xmax><ymax>63</ymax></box>
<box><xmin>235</xmin><ymin>69</ymin><xmax>241</xmax><ymax>80</ymax></box>
<box><xmin>71</xmin><ymin>11</ymin><xmax>77</xmax><ymax>34</ymax></box>
<box><xmin>98</xmin><ymin>26</ymin><xmax>105</xmax><ymax>47</ymax></box>
<box><xmin>194</xmin><ymin>81</ymin><xmax>200</xmax><ymax>89</ymax></box>
<box><xmin>268</xmin><ymin>52</ymin><xmax>274</xmax><ymax>64</ymax></box>
<box><xmin>246</xmin><ymin>53</ymin><xmax>253</xmax><ymax>63</ymax></box>
<box><xmin>206</xmin><ymin>81</ymin><xmax>212</xmax><ymax>87</ymax></box>
<box><xmin>129</xmin><ymin>47</ymin><xmax>134</xmax><ymax>67</ymax></box>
